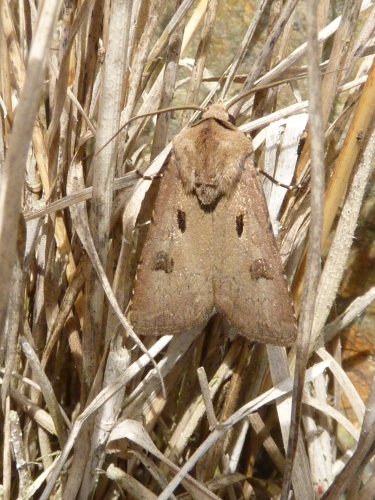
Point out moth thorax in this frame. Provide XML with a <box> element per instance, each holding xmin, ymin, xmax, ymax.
<box><xmin>194</xmin><ymin>182</ymin><xmax>221</xmax><ymax>205</ymax></box>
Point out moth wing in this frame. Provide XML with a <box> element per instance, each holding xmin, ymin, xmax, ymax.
<box><xmin>213</xmin><ymin>160</ymin><xmax>297</xmax><ymax>346</ymax></box>
<box><xmin>128</xmin><ymin>156</ymin><xmax>214</xmax><ymax>336</ymax></box>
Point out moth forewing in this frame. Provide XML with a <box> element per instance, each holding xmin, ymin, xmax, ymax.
<box><xmin>128</xmin><ymin>103</ymin><xmax>297</xmax><ymax>346</ymax></box>
<box><xmin>127</xmin><ymin>154</ymin><xmax>215</xmax><ymax>336</ymax></box>
<box><xmin>213</xmin><ymin>157</ymin><xmax>296</xmax><ymax>346</ymax></box>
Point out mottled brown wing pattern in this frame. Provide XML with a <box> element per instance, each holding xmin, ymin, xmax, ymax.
<box><xmin>213</xmin><ymin>159</ymin><xmax>297</xmax><ymax>346</ymax></box>
<box><xmin>128</xmin><ymin>156</ymin><xmax>214</xmax><ymax>336</ymax></box>
<box><xmin>128</xmin><ymin>103</ymin><xmax>297</xmax><ymax>346</ymax></box>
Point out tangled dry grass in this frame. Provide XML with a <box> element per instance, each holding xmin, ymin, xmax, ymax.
<box><xmin>1</xmin><ymin>0</ymin><xmax>375</xmax><ymax>499</ymax></box>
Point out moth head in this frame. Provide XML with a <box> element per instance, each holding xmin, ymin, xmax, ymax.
<box><xmin>202</xmin><ymin>103</ymin><xmax>237</xmax><ymax>130</ymax></box>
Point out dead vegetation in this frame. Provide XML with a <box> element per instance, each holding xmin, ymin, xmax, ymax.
<box><xmin>1</xmin><ymin>0</ymin><xmax>375</xmax><ymax>499</ymax></box>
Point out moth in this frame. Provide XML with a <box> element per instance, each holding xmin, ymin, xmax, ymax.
<box><xmin>128</xmin><ymin>103</ymin><xmax>297</xmax><ymax>346</ymax></box>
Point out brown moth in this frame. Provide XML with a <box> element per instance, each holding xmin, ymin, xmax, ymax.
<box><xmin>127</xmin><ymin>103</ymin><xmax>297</xmax><ymax>346</ymax></box>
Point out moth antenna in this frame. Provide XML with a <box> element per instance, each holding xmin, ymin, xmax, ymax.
<box><xmin>94</xmin><ymin>105</ymin><xmax>205</xmax><ymax>159</ymax></box>
<box><xmin>225</xmin><ymin>66</ymin><xmax>343</xmax><ymax>111</ymax></box>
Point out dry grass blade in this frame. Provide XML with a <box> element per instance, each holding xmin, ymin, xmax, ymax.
<box><xmin>0</xmin><ymin>0</ymin><xmax>61</xmax><ymax>333</ymax></box>
<box><xmin>323</xmin><ymin>287</ymin><xmax>375</xmax><ymax>342</ymax></box>
<box><xmin>2</xmin><ymin>1</ymin><xmax>375</xmax><ymax>499</ymax></box>
<box><xmin>106</xmin><ymin>463</ymin><xmax>158</xmax><ymax>499</ymax></box>
<box><xmin>9</xmin><ymin>410</ymin><xmax>32</xmax><ymax>491</ymax></box>
<box><xmin>323</xmin><ymin>55</ymin><xmax>375</xmax><ymax>246</ymax></box>
<box><xmin>180</xmin><ymin>0</ymin><xmax>218</xmax><ymax>125</ymax></box>
<box><xmin>221</xmin><ymin>0</ymin><xmax>269</xmax><ymax>98</ymax></box>
<box><xmin>280</xmin><ymin>3</ymin><xmax>325</xmax><ymax>498</ymax></box>
<box><xmin>321</xmin><ymin>365</ymin><xmax>375</xmax><ymax>500</ymax></box>
<box><xmin>158</xmin><ymin>361</ymin><xmax>329</xmax><ymax>500</ymax></box>
<box><xmin>8</xmin><ymin>388</ymin><xmax>57</xmax><ymax>435</ymax></box>
<box><xmin>20</xmin><ymin>337</ymin><xmax>68</xmax><ymax>448</ymax></box>
<box><xmin>83</xmin><ymin>0</ymin><xmax>132</xmax><ymax>391</ymax></box>
<box><xmin>146</xmin><ymin>0</ymin><xmax>196</xmax><ymax>70</ymax></box>
<box><xmin>314</xmin><ymin>116</ymin><xmax>375</xmax><ymax>344</ymax></box>
<box><xmin>231</xmin><ymin>0</ymin><xmax>300</xmax><ymax>115</ymax></box>
<box><xmin>108</xmin><ymin>420</ymin><xmax>221</xmax><ymax>500</ymax></box>
<box><xmin>79</xmin><ymin>340</ymin><xmax>130</xmax><ymax>498</ymax></box>
<box><xmin>267</xmin><ymin>345</ymin><xmax>313</xmax><ymax>499</ymax></box>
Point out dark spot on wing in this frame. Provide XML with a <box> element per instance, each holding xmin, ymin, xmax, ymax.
<box><xmin>177</xmin><ymin>209</ymin><xmax>186</xmax><ymax>233</ymax></box>
<box><xmin>236</xmin><ymin>214</ymin><xmax>244</xmax><ymax>237</ymax></box>
<box><xmin>250</xmin><ymin>259</ymin><xmax>274</xmax><ymax>280</ymax></box>
<box><xmin>153</xmin><ymin>251</ymin><xmax>174</xmax><ymax>273</ymax></box>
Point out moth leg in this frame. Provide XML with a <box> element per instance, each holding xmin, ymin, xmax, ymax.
<box><xmin>136</xmin><ymin>169</ymin><xmax>163</xmax><ymax>180</ymax></box>
<box><xmin>255</xmin><ymin>162</ymin><xmax>305</xmax><ymax>190</ymax></box>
